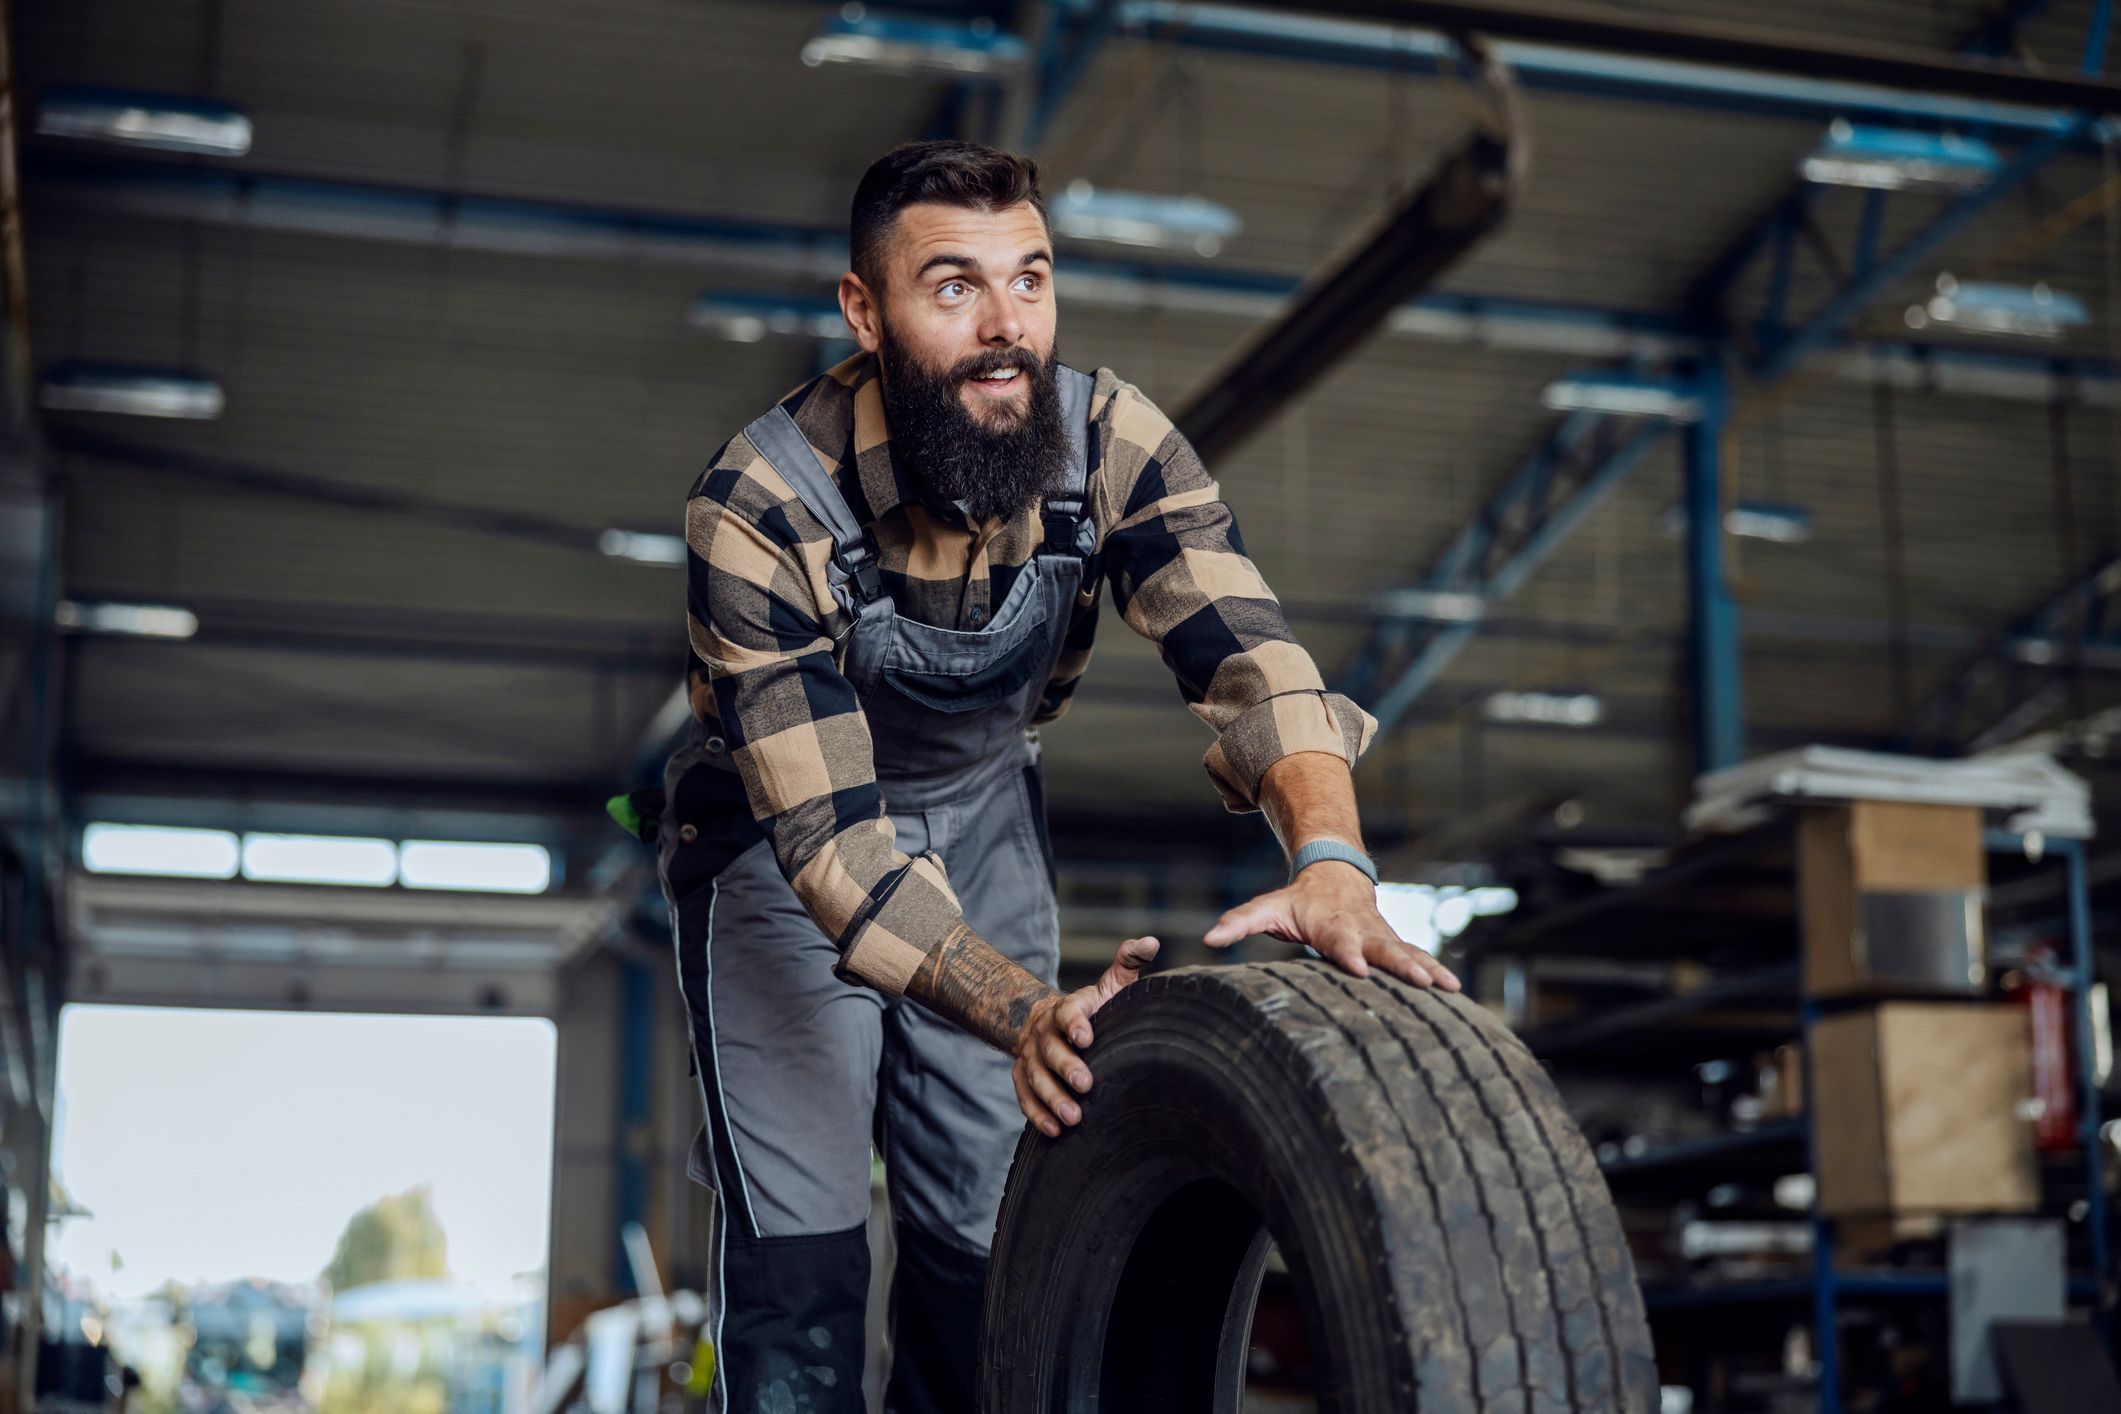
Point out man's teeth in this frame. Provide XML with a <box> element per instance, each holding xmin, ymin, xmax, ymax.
<box><xmin>973</xmin><ymin>370</ymin><xmax>1018</xmax><ymax>382</ymax></box>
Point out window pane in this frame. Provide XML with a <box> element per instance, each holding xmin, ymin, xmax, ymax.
<box><xmin>397</xmin><ymin>841</ymin><xmax>551</xmax><ymax>895</ymax></box>
<box><xmin>240</xmin><ymin>834</ymin><xmax>397</xmax><ymax>887</ymax></box>
<box><xmin>81</xmin><ymin>824</ymin><xmax>239</xmax><ymax>879</ymax></box>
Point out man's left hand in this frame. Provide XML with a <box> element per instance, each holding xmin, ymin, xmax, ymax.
<box><xmin>1202</xmin><ymin>860</ymin><xmax>1460</xmax><ymax>990</ymax></box>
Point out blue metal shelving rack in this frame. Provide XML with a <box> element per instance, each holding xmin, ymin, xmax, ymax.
<box><xmin>1478</xmin><ymin>824</ymin><xmax>2109</xmax><ymax>1412</ymax></box>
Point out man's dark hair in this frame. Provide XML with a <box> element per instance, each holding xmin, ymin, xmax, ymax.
<box><xmin>850</xmin><ymin>140</ymin><xmax>1048</xmax><ymax>292</ymax></box>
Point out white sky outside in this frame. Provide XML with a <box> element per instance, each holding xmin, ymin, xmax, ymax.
<box><xmin>50</xmin><ymin>1005</ymin><xmax>557</xmax><ymax>1303</ymax></box>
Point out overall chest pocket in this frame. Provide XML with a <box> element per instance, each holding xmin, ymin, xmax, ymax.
<box><xmin>857</xmin><ymin>560</ymin><xmax>1069</xmax><ymax>767</ymax></box>
<box><xmin>882</xmin><ymin>620</ymin><xmax>1054</xmax><ymax>714</ymax></box>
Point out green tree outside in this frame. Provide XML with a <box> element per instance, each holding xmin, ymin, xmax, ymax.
<box><xmin>320</xmin><ymin>1185</ymin><xmax>450</xmax><ymax>1293</ymax></box>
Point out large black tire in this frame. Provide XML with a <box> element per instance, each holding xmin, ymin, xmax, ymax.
<box><xmin>979</xmin><ymin>960</ymin><xmax>1656</xmax><ymax>1412</ymax></box>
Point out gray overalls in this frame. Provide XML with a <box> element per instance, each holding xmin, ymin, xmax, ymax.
<box><xmin>655</xmin><ymin>366</ymin><xmax>1097</xmax><ymax>1414</ymax></box>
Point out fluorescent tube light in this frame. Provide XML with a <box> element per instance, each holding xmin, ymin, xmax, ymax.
<box><xmin>398</xmin><ymin>841</ymin><xmax>552</xmax><ymax>894</ymax></box>
<box><xmin>801</xmin><ymin>7</ymin><xmax>1028</xmax><ymax>78</ymax></box>
<box><xmin>1540</xmin><ymin>371</ymin><xmax>1703</xmax><ymax>422</ymax></box>
<box><xmin>40</xmin><ymin>365</ymin><xmax>224</xmax><ymax>419</ymax></box>
<box><xmin>240</xmin><ymin>833</ymin><xmax>398</xmax><ymax>888</ymax></box>
<box><xmin>82</xmin><ymin>823</ymin><xmax>239</xmax><ymax>879</ymax></box>
<box><xmin>55</xmin><ymin>600</ymin><xmax>200</xmax><ymax>639</ymax></box>
<box><xmin>1370</xmin><ymin>587</ymin><xmax>1488</xmax><ymax>622</ymax></box>
<box><xmin>1800</xmin><ymin>120</ymin><xmax>2000</xmax><ymax>192</ymax></box>
<box><xmin>687</xmin><ymin>293</ymin><xmax>847</xmax><ymax>344</ymax></box>
<box><xmin>1906</xmin><ymin>274</ymin><xmax>2089</xmax><ymax>339</ymax></box>
<box><xmin>598</xmin><ymin>529</ymin><xmax>688</xmax><ymax>565</ymax></box>
<box><xmin>1484</xmin><ymin>690</ymin><xmax>1604</xmax><ymax>727</ymax></box>
<box><xmin>1049</xmin><ymin>182</ymin><xmax>1242</xmax><ymax>257</ymax></box>
<box><xmin>1660</xmin><ymin>501</ymin><xmax>1816</xmax><ymax>544</ymax></box>
<box><xmin>35</xmin><ymin>86</ymin><xmax>251</xmax><ymax>157</ymax></box>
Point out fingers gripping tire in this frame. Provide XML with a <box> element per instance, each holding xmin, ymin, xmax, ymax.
<box><xmin>979</xmin><ymin>960</ymin><xmax>1657</xmax><ymax>1412</ymax></box>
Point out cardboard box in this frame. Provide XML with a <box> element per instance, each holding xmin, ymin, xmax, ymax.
<box><xmin>1757</xmin><ymin>1042</ymin><xmax>1805</xmax><ymax>1121</ymax></box>
<box><xmin>1812</xmin><ymin>1003</ymin><xmax>2036</xmax><ymax>1218</ymax></box>
<box><xmin>1797</xmin><ymin>801</ymin><xmax>1986</xmax><ymax>997</ymax></box>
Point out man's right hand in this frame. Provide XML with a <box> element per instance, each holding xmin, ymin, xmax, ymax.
<box><xmin>1010</xmin><ymin>935</ymin><xmax>1159</xmax><ymax>1137</ymax></box>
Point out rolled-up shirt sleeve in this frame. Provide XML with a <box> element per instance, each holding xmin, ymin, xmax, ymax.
<box><xmin>685</xmin><ymin>443</ymin><xmax>965</xmax><ymax>996</ymax></box>
<box><xmin>1090</xmin><ymin>376</ymin><xmax>1378</xmax><ymax>810</ymax></box>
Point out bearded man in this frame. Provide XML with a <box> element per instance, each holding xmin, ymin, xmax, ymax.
<box><xmin>657</xmin><ymin>139</ymin><xmax>1458</xmax><ymax>1414</ymax></box>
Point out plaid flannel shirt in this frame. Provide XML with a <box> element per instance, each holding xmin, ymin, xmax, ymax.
<box><xmin>683</xmin><ymin>351</ymin><xmax>1375</xmax><ymax>995</ymax></box>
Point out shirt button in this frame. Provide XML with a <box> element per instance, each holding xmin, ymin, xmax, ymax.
<box><xmin>969</xmin><ymin>606</ymin><xmax>987</xmax><ymax>626</ymax></box>
<box><xmin>679</xmin><ymin>824</ymin><xmax>699</xmax><ymax>845</ymax></box>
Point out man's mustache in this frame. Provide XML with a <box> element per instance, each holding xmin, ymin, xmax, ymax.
<box><xmin>945</xmin><ymin>350</ymin><xmax>1040</xmax><ymax>382</ymax></box>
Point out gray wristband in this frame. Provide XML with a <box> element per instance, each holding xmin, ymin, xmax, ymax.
<box><xmin>1288</xmin><ymin>838</ymin><xmax>1379</xmax><ymax>885</ymax></box>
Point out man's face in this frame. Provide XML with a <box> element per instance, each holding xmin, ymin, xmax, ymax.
<box><xmin>859</xmin><ymin>200</ymin><xmax>1057</xmax><ymax>428</ymax></box>
<box><xmin>840</xmin><ymin>200</ymin><xmax>1071</xmax><ymax>523</ymax></box>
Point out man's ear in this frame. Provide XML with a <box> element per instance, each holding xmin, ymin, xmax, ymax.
<box><xmin>838</xmin><ymin>273</ymin><xmax>882</xmax><ymax>354</ymax></box>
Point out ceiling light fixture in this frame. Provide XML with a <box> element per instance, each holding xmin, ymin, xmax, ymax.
<box><xmin>598</xmin><ymin>529</ymin><xmax>688</xmax><ymax>566</ymax></box>
<box><xmin>1370</xmin><ymin>587</ymin><xmax>1488</xmax><ymax>623</ymax></box>
<box><xmin>1906</xmin><ymin>274</ymin><xmax>2089</xmax><ymax>339</ymax></box>
<box><xmin>35</xmin><ymin>85</ymin><xmax>251</xmax><ymax>157</ymax></box>
<box><xmin>1484</xmin><ymin>690</ymin><xmax>1605</xmax><ymax>727</ymax></box>
<box><xmin>1049</xmin><ymin>182</ymin><xmax>1242</xmax><ymax>257</ymax></box>
<box><xmin>1661</xmin><ymin>500</ymin><xmax>1817</xmax><ymax>544</ymax></box>
<box><xmin>1800</xmin><ymin>120</ymin><xmax>2000</xmax><ymax>192</ymax></box>
<box><xmin>55</xmin><ymin>600</ymin><xmax>200</xmax><ymax>639</ymax></box>
<box><xmin>1539</xmin><ymin>371</ymin><xmax>1704</xmax><ymax>422</ymax></box>
<box><xmin>40</xmin><ymin>365</ymin><xmax>225</xmax><ymax>419</ymax></box>
<box><xmin>686</xmin><ymin>293</ymin><xmax>846</xmax><ymax>344</ymax></box>
<box><xmin>801</xmin><ymin>6</ymin><xmax>1028</xmax><ymax>78</ymax></box>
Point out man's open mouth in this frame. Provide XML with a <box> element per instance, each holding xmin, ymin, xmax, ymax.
<box><xmin>965</xmin><ymin>365</ymin><xmax>1027</xmax><ymax>395</ymax></box>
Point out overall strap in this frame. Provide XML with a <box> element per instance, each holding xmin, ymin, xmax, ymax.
<box><xmin>1039</xmin><ymin>364</ymin><xmax>1099</xmax><ymax>563</ymax></box>
<box><xmin>739</xmin><ymin>405</ymin><xmax>891</xmax><ymax>629</ymax></box>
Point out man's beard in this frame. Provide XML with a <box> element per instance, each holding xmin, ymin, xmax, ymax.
<box><xmin>877</xmin><ymin>325</ymin><xmax>1071</xmax><ymax>524</ymax></box>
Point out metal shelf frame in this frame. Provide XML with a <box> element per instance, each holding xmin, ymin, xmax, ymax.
<box><xmin>1801</xmin><ymin>830</ymin><xmax>2104</xmax><ymax>1411</ymax></box>
<box><xmin>1487</xmin><ymin>827</ymin><xmax>2107</xmax><ymax>1412</ymax></box>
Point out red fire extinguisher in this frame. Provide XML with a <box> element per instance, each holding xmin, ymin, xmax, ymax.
<box><xmin>2013</xmin><ymin>943</ymin><xmax>2078</xmax><ymax>1155</ymax></box>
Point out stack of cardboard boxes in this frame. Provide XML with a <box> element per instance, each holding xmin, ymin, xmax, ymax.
<box><xmin>1798</xmin><ymin>801</ymin><xmax>2037</xmax><ymax>1244</ymax></box>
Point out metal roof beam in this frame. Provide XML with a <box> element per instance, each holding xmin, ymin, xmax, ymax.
<box><xmin>1692</xmin><ymin>0</ymin><xmax>2107</xmax><ymax>336</ymax></box>
<box><xmin>1023</xmin><ymin>0</ymin><xmax>1121</xmax><ymax>148</ymax></box>
<box><xmin>1341</xmin><ymin>0</ymin><xmax>2110</xmax><ymax>738</ymax></box>
<box><xmin>26</xmin><ymin>155</ymin><xmax>1690</xmax><ymax>362</ymax></box>
<box><xmin>1218</xmin><ymin>0</ymin><xmax>2121</xmax><ymax>112</ymax></box>
<box><xmin>1341</xmin><ymin>412</ymin><xmax>1675</xmax><ymax>734</ymax></box>
<box><xmin>1909</xmin><ymin>555</ymin><xmax>2121</xmax><ymax>751</ymax></box>
<box><xmin>1106</xmin><ymin>1</ymin><xmax>2105</xmax><ymax>137</ymax></box>
<box><xmin>1175</xmin><ymin>125</ymin><xmax>1516</xmax><ymax>462</ymax></box>
<box><xmin>56</xmin><ymin>155</ymin><xmax>2121</xmax><ymax>401</ymax></box>
<box><xmin>1963</xmin><ymin>0</ymin><xmax>2060</xmax><ymax>59</ymax></box>
<box><xmin>1751</xmin><ymin>117</ymin><xmax>2091</xmax><ymax>381</ymax></box>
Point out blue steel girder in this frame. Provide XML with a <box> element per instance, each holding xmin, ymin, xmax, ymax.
<box><xmin>1344</xmin><ymin>0</ymin><xmax>2113</xmax><ymax>740</ymax></box>
<box><xmin>1751</xmin><ymin>116</ymin><xmax>2093</xmax><ymax>382</ymax></box>
<box><xmin>1342</xmin><ymin>413</ymin><xmax>1675</xmax><ymax>734</ymax></box>
<box><xmin>1683</xmin><ymin>360</ymin><xmax>1743</xmax><ymax>772</ymax></box>
<box><xmin>1909</xmin><ymin>554</ymin><xmax>2121</xmax><ymax>751</ymax></box>
<box><xmin>1690</xmin><ymin>0</ymin><xmax>2109</xmax><ymax>341</ymax></box>
<box><xmin>1965</xmin><ymin>0</ymin><xmax>2060</xmax><ymax>59</ymax></box>
<box><xmin>1023</xmin><ymin>0</ymin><xmax>1119</xmax><ymax>149</ymax></box>
<box><xmin>1103</xmin><ymin>1</ymin><xmax>2109</xmax><ymax>138</ymax></box>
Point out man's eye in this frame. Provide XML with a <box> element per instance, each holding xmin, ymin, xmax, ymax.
<box><xmin>1015</xmin><ymin>273</ymin><xmax>1043</xmax><ymax>292</ymax></box>
<box><xmin>939</xmin><ymin>280</ymin><xmax>967</xmax><ymax>298</ymax></box>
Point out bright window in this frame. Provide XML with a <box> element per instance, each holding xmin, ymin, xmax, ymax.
<box><xmin>86</xmin><ymin>826</ymin><xmax>557</xmax><ymax>894</ymax></box>
<box><xmin>1376</xmin><ymin>882</ymin><xmax>1520</xmax><ymax>949</ymax></box>
<box><xmin>397</xmin><ymin>841</ymin><xmax>551</xmax><ymax>894</ymax></box>
<box><xmin>239</xmin><ymin>834</ymin><xmax>398</xmax><ymax>888</ymax></box>
<box><xmin>81</xmin><ymin>824</ymin><xmax>239</xmax><ymax>879</ymax></box>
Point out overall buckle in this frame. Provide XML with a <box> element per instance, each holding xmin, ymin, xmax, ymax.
<box><xmin>1041</xmin><ymin>497</ymin><xmax>1091</xmax><ymax>560</ymax></box>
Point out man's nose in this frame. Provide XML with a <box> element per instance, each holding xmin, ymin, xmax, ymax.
<box><xmin>978</xmin><ymin>296</ymin><xmax>1024</xmax><ymax>347</ymax></box>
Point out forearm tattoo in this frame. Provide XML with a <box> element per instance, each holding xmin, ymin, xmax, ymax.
<box><xmin>907</xmin><ymin>924</ymin><xmax>1057</xmax><ymax>1052</ymax></box>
